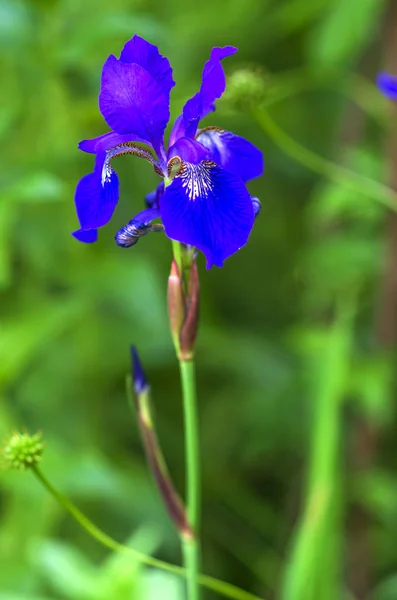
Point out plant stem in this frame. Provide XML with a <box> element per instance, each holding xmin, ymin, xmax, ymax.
<box><xmin>252</xmin><ymin>107</ymin><xmax>397</xmax><ymax>212</ymax></box>
<box><xmin>179</xmin><ymin>358</ymin><xmax>201</xmax><ymax>600</ymax></box>
<box><xmin>32</xmin><ymin>466</ymin><xmax>257</xmax><ymax>600</ymax></box>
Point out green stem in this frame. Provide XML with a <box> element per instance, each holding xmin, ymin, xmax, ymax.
<box><xmin>179</xmin><ymin>358</ymin><xmax>200</xmax><ymax>600</ymax></box>
<box><xmin>253</xmin><ymin>107</ymin><xmax>397</xmax><ymax>212</ymax></box>
<box><xmin>281</xmin><ymin>294</ymin><xmax>356</xmax><ymax>600</ymax></box>
<box><xmin>32</xmin><ymin>466</ymin><xmax>258</xmax><ymax>600</ymax></box>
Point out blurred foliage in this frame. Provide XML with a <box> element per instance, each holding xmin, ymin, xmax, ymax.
<box><xmin>1</xmin><ymin>0</ymin><xmax>397</xmax><ymax>599</ymax></box>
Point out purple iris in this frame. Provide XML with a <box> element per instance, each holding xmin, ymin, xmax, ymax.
<box><xmin>377</xmin><ymin>72</ymin><xmax>397</xmax><ymax>100</ymax></box>
<box><xmin>73</xmin><ymin>35</ymin><xmax>264</xmax><ymax>268</ymax></box>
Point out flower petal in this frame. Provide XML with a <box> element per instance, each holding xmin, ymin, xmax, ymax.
<box><xmin>160</xmin><ymin>160</ymin><xmax>254</xmax><ymax>268</ymax></box>
<box><xmin>196</xmin><ymin>128</ymin><xmax>264</xmax><ymax>182</ymax></box>
<box><xmin>120</xmin><ymin>35</ymin><xmax>175</xmax><ymax>97</ymax></box>
<box><xmin>182</xmin><ymin>46</ymin><xmax>238</xmax><ymax>139</ymax></box>
<box><xmin>72</xmin><ymin>228</ymin><xmax>98</xmax><ymax>243</ymax></box>
<box><xmin>99</xmin><ymin>56</ymin><xmax>169</xmax><ymax>151</ymax></box>
<box><xmin>79</xmin><ymin>132</ymin><xmax>148</xmax><ymax>154</ymax></box>
<box><xmin>145</xmin><ymin>182</ymin><xmax>165</xmax><ymax>208</ymax></box>
<box><xmin>115</xmin><ymin>208</ymin><xmax>163</xmax><ymax>247</ymax></box>
<box><xmin>377</xmin><ymin>72</ymin><xmax>397</xmax><ymax>100</ymax></box>
<box><xmin>168</xmin><ymin>137</ymin><xmax>209</xmax><ymax>163</ymax></box>
<box><xmin>74</xmin><ymin>154</ymin><xmax>119</xmax><ymax>230</ymax></box>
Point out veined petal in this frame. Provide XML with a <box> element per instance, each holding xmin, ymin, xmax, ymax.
<box><xmin>79</xmin><ymin>132</ymin><xmax>148</xmax><ymax>154</ymax></box>
<box><xmin>182</xmin><ymin>46</ymin><xmax>238</xmax><ymax>139</ymax></box>
<box><xmin>377</xmin><ymin>72</ymin><xmax>397</xmax><ymax>100</ymax></box>
<box><xmin>74</xmin><ymin>154</ymin><xmax>119</xmax><ymax>230</ymax></box>
<box><xmin>168</xmin><ymin>137</ymin><xmax>209</xmax><ymax>163</ymax></box>
<box><xmin>99</xmin><ymin>56</ymin><xmax>169</xmax><ymax>151</ymax></box>
<box><xmin>120</xmin><ymin>35</ymin><xmax>175</xmax><ymax>97</ymax></box>
<box><xmin>72</xmin><ymin>228</ymin><xmax>98</xmax><ymax>243</ymax></box>
<box><xmin>196</xmin><ymin>127</ymin><xmax>264</xmax><ymax>182</ymax></box>
<box><xmin>115</xmin><ymin>208</ymin><xmax>163</xmax><ymax>247</ymax></box>
<box><xmin>160</xmin><ymin>160</ymin><xmax>254</xmax><ymax>268</ymax></box>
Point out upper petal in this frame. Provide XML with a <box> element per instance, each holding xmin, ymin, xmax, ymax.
<box><xmin>99</xmin><ymin>56</ymin><xmax>169</xmax><ymax>151</ymax></box>
<box><xmin>168</xmin><ymin>137</ymin><xmax>209</xmax><ymax>163</ymax></box>
<box><xmin>160</xmin><ymin>160</ymin><xmax>254</xmax><ymax>268</ymax></box>
<box><xmin>196</xmin><ymin>128</ymin><xmax>264</xmax><ymax>182</ymax></box>
<box><xmin>377</xmin><ymin>72</ymin><xmax>397</xmax><ymax>100</ymax></box>
<box><xmin>182</xmin><ymin>46</ymin><xmax>238</xmax><ymax>139</ymax></box>
<box><xmin>119</xmin><ymin>35</ymin><xmax>175</xmax><ymax>97</ymax></box>
<box><xmin>74</xmin><ymin>154</ymin><xmax>119</xmax><ymax>231</ymax></box>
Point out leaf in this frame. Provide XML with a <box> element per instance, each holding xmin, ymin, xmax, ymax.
<box><xmin>306</xmin><ymin>0</ymin><xmax>385</xmax><ymax>65</ymax></box>
<box><xmin>30</xmin><ymin>540</ymin><xmax>97</xmax><ymax>600</ymax></box>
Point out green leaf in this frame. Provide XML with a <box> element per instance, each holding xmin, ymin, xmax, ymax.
<box><xmin>306</xmin><ymin>0</ymin><xmax>385</xmax><ymax>65</ymax></box>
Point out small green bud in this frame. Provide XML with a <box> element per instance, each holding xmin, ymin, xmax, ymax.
<box><xmin>2</xmin><ymin>431</ymin><xmax>44</xmax><ymax>470</ymax></box>
<box><xmin>223</xmin><ymin>68</ymin><xmax>267</xmax><ymax>110</ymax></box>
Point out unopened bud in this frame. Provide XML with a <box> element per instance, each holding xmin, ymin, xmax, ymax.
<box><xmin>179</xmin><ymin>261</ymin><xmax>200</xmax><ymax>361</ymax></box>
<box><xmin>131</xmin><ymin>346</ymin><xmax>149</xmax><ymax>395</ymax></box>
<box><xmin>167</xmin><ymin>260</ymin><xmax>185</xmax><ymax>356</ymax></box>
<box><xmin>2</xmin><ymin>431</ymin><xmax>44</xmax><ymax>470</ymax></box>
<box><xmin>167</xmin><ymin>257</ymin><xmax>200</xmax><ymax>361</ymax></box>
<box><xmin>128</xmin><ymin>348</ymin><xmax>193</xmax><ymax>540</ymax></box>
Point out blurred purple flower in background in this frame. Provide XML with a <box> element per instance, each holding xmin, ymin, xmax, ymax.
<box><xmin>73</xmin><ymin>35</ymin><xmax>264</xmax><ymax>268</ymax></box>
<box><xmin>377</xmin><ymin>72</ymin><xmax>397</xmax><ymax>100</ymax></box>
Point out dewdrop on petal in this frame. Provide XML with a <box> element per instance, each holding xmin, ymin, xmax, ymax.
<box><xmin>2</xmin><ymin>432</ymin><xmax>44</xmax><ymax>470</ymax></box>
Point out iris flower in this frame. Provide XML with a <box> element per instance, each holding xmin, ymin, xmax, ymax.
<box><xmin>377</xmin><ymin>72</ymin><xmax>397</xmax><ymax>101</ymax></box>
<box><xmin>73</xmin><ymin>35</ymin><xmax>264</xmax><ymax>268</ymax></box>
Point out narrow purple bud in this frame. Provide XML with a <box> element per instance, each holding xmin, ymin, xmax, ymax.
<box><xmin>131</xmin><ymin>346</ymin><xmax>148</xmax><ymax>394</ymax></box>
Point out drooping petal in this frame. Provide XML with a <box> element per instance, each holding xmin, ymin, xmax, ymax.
<box><xmin>196</xmin><ymin>128</ymin><xmax>264</xmax><ymax>182</ymax></box>
<box><xmin>74</xmin><ymin>154</ymin><xmax>119</xmax><ymax>230</ymax></box>
<box><xmin>72</xmin><ymin>228</ymin><xmax>98</xmax><ymax>243</ymax></box>
<box><xmin>115</xmin><ymin>208</ymin><xmax>163</xmax><ymax>247</ymax></box>
<box><xmin>182</xmin><ymin>46</ymin><xmax>238</xmax><ymax>139</ymax></box>
<box><xmin>160</xmin><ymin>160</ymin><xmax>254</xmax><ymax>268</ymax></box>
<box><xmin>120</xmin><ymin>35</ymin><xmax>175</xmax><ymax>97</ymax></box>
<box><xmin>99</xmin><ymin>56</ymin><xmax>169</xmax><ymax>151</ymax></box>
<box><xmin>377</xmin><ymin>72</ymin><xmax>397</xmax><ymax>100</ymax></box>
<box><xmin>168</xmin><ymin>137</ymin><xmax>209</xmax><ymax>163</ymax></box>
<box><xmin>79</xmin><ymin>132</ymin><xmax>148</xmax><ymax>154</ymax></box>
<box><xmin>145</xmin><ymin>182</ymin><xmax>165</xmax><ymax>208</ymax></box>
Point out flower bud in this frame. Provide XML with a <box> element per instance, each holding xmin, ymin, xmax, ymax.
<box><xmin>167</xmin><ymin>260</ymin><xmax>186</xmax><ymax>356</ymax></box>
<box><xmin>179</xmin><ymin>261</ymin><xmax>200</xmax><ymax>361</ymax></box>
<box><xmin>2</xmin><ymin>431</ymin><xmax>44</xmax><ymax>470</ymax></box>
<box><xmin>167</xmin><ymin>256</ymin><xmax>200</xmax><ymax>361</ymax></box>
<box><xmin>128</xmin><ymin>347</ymin><xmax>193</xmax><ymax>540</ymax></box>
<box><xmin>131</xmin><ymin>345</ymin><xmax>149</xmax><ymax>395</ymax></box>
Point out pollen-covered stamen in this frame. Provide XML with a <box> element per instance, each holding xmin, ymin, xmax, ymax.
<box><xmin>103</xmin><ymin>142</ymin><xmax>164</xmax><ymax>186</ymax></box>
<box><xmin>167</xmin><ymin>156</ymin><xmax>183</xmax><ymax>179</ymax></box>
<box><xmin>176</xmin><ymin>160</ymin><xmax>217</xmax><ymax>202</ymax></box>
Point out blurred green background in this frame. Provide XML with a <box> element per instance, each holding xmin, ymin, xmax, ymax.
<box><xmin>2</xmin><ymin>0</ymin><xmax>397</xmax><ymax>598</ymax></box>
